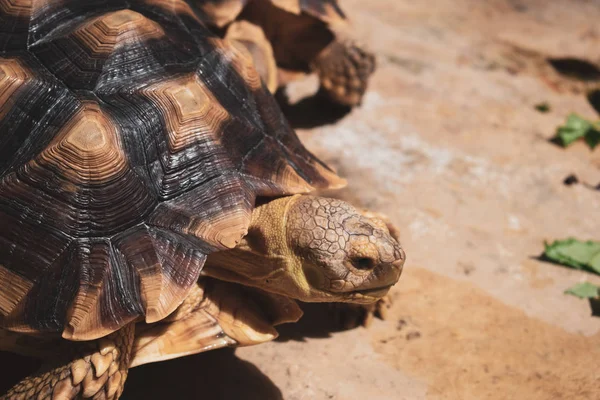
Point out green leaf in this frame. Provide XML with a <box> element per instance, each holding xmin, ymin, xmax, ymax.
<box><xmin>564</xmin><ymin>282</ymin><xmax>600</xmax><ymax>299</ymax></box>
<box><xmin>544</xmin><ymin>238</ymin><xmax>600</xmax><ymax>275</ymax></box>
<box><xmin>584</xmin><ymin>128</ymin><xmax>600</xmax><ymax>149</ymax></box>
<box><xmin>554</xmin><ymin>114</ymin><xmax>592</xmax><ymax>147</ymax></box>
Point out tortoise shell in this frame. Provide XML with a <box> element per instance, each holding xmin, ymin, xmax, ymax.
<box><xmin>0</xmin><ymin>0</ymin><xmax>342</xmax><ymax>341</ymax></box>
<box><xmin>199</xmin><ymin>0</ymin><xmax>346</xmax><ymax>28</ymax></box>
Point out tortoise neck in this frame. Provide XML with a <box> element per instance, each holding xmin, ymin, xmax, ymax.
<box><xmin>202</xmin><ymin>195</ymin><xmax>310</xmax><ymax>299</ymax></box>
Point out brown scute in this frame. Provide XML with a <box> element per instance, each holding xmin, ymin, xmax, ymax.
<box><xmin>225</xmin><ymin>20</ymin><xmax>278</xmax><ymax>93</ymax></box>
<box><xmin>41</xmin><ymin>102</ymin><xmax>128</xmax><ymax>184</ymax></box>
<box><xmin>30</xmin><ymin>8</ymin><xmax>167</xmax><ymax>91</ymax></box>
<box><xmin>1</xmin><ymin>0</ymin><xmax>70</xmax><ymax>51</ymax></box>
<box><xmin>0</xmin><ymin>208</ymin><xmax>74</xmax><ymax>332</ymax></box>
<box><xmin>62</xmin><ymin>239</ymin><xmax>142</xmax><ymax>341</ymax></box>
<box><xmin>0</xmin><ymin>1</ymin><xmax>343</xmax><ymax>339</ymax></box>
<box><xmin>57</xmin><ymin>228</ymin><xmax>206</xmax><ymax>340</ymax></box>
<box><xmin>2</xmin><ymin>101</ymin><xmax>156</xmax><ymax>238</ymax></box>
<box><xmin>113</xmin><ymin>226</ymin><xmax>207</xmax><ymax>324</ymax></box>
<box><xmin>211</xmin><ymin>37</ymin><xmax>263</xmax><ymax>91</ymax></box>
<box><xmin>0</xmin><ymin>58</ymin><xmax>30</xmax><ymax>119</ymax></box>
<box><xmin>74</xmin><ymin>9</ymin><xmax>165</xmax><ymax>55</ymax></box>
<box><xmin>239</xmin><ymin>134</ymin><xmax>340</xmax><ymax>193</ymax></box>
<box><xmin>148</xmin><ymin>174</ymin><xmax>254</xmax><ymax>251</ymax></box>
<box><xmin>140</xmin><ymin>72</ymin><xmax>230</xmax><ymax>153</ymax></box>
<box><xmin>0</xmin><ymin>266</ymin><xmax>33</xmax><ymax>316</ymax></box>
<box><xmin>0</xmin><ymin>0</ymin><xmax>33</xmax><ymax>17</ymax></box>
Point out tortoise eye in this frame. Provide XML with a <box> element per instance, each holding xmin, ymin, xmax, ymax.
<box><xmin>351</xmin><ymin>257</ymin><xmax>376</xmax><ymax>270</ymax></box>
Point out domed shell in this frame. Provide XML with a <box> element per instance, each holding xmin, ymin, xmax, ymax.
<box><xmin>0</xmin><ymin>0</ymin><xmax>343</xmax><ymax>341</ymax></box>
<box><xmin>199</xmin><ymin>0</ymin><xmax>347</xmax><ymax>28</ymax></box>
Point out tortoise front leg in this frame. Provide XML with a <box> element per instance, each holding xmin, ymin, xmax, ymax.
<box><xmin>2</xmin><ymin>324</ymin><xmax>134</xmax><ymax>400</ymax></box>
<box><xmin>240</xmin><ymin>2</ymin><xmax>376</xmax><ymax>107</ymax></box>
<box><xmin>130</xmin><ymin>279</ymin><xmax>302</xmax><ymax>368</ymax></box>
<box><xmin>330</xmin><ymin>293</ymin><xmax>393</xmax><ymax>329</ymax></box>
<box><xmin>310</xmin><ymin>34</ymin><xmax>376</xmax><ymax>107</ymax></box>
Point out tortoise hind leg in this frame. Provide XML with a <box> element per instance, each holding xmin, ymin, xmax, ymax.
<box><xmin>2</xmin><ymin>324</ymin><xmax>134</xmax><ymax>400</ymax></box>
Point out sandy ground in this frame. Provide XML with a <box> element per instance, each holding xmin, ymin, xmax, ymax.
<box><xmin>2</xmin><ymin>0</ymin><xmax>600</xmax><ymax>399</ymax></box>
<box><xmin>126</xmin><ymin>1</ymin><xmax>600</xmax><ymax>398</ymax></box>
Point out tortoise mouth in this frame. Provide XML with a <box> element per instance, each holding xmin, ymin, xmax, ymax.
<box><xmin>349</xmin><ymin>284</ymin><xmax>394</xmax><ymax>300</ymax></box>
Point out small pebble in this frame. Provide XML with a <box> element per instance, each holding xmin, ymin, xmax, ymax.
<box><xmin>397</xmin><ymin>319</ymin><xmax>407</xmax><ymax>330</ymax></box>
<box><xmin>534</xmin><ymin>102</ymin><xmax>551</xmax><ymax>113</ymax></box>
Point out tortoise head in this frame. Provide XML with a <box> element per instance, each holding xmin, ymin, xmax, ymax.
<box><xmin>284</xmin><ymin>196</ymin><xmax>405</xmax><ymax>304</ymax></box>
<box><xmin>203</xmin><ymin>195</ymin><xmax>405</xmax><ymax>304</ymax></box>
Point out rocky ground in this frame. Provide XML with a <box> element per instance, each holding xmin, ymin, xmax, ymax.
<box><xmin>3</xmin><ymin>0</ymin><xmax>600</xmax><ymax>399</ymax></box>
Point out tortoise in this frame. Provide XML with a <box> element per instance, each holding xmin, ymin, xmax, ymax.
<box><xmin>0</xmin><ymin>0</ymin><xmax>404</xmax><ymax>399</ymax></box>
<box><xmin>196</xmin><ymin>0</ymin><xmax>377</xmax><ymax>106</ymax></box>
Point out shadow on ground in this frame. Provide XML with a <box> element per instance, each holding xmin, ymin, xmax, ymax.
<box><xmin>0</xmin><ymin>352</ymin><xmax>40</xmax><ymax>395</ymax></box>
<box><xmin>276</xmin><ymin>302</ymin><xmax>365</xmax><ymax>342</ymax></box>
<box><xmin>275</xmin><ymin>89</ymin><xmax>351</xmax><ymax>129</ymax></box>
<box><xmin>0</xmin><ymin>348</ymin><xmax>282</xmax><ymax>400</ymax></box>
<box><xmin>125</xmin><ymin>348</ymin><xmax>283</xmax><ymax>400</ymax></box>
<box><xmin>126</xmin><ymin>304</ymin><xmax>366</xmax><ymax>399</ymax></box>
<box><xmin>0</xmin><ymin>303</ymin><xmax>362</xmax><ymax>399</ymax></box>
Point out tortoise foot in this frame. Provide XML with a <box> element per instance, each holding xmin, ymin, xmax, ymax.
<box><xmin>311</xmin><ymin>38</ymin><xmax>376</xmax><ymax>107</ymax></box>
<box><xmin>330</xmin><ymin>295</ymin><xmax>393</xmax><ymax>330</ymax></box>
<box><xmin>2</xmin><ymin>325</ymin><xmax>134</xmax><ymax>400</ymax></box>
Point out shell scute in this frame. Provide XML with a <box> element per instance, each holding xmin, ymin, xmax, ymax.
<box><xmin>0</xmin><ymin>0</ymin><xmax>34</xmax><ymax>51</ymax></box>
<box><xmin>63</xmin><ymin>238</ymin><xmax>144</xmax><ymax>340</ymax></box>
<box><xmin>111</xmin><ymin>225</ymin><xmax>206</xmax><ymax>326</ymax></box>
<box><xmin>2</xmin><ymin>100</ymin><xmax>156</xmax><ymax>238</ymax></box>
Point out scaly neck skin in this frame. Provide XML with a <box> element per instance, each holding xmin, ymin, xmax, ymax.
<box><xmin>202</xmin><ymin>195</ymin><xmax>313</xmax><ymax>300</ymax></box>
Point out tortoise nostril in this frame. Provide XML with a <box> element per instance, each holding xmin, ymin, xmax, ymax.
<box><xmin>397</xmin><ymin>247</ymin><xmax>406</xmax><ymax>262</ymax></box>
<box><xmin>392</xmin><ymin>248</ymin><xmax>406</xmax><ymax>272</ymax></box>
<box><xmin>351</xmin><ymin>257</ymin><xmax>376</xmax><ymax>270</ymax></box>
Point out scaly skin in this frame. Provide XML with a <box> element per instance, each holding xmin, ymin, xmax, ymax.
<box><xmin>330</xmin><ymin>209</ymin><xmax>401</xmax><ymax>328</ymax></box>
<box><xmin>203</xmin><ymin>195</ymin><xmax>405</xmax><ymax>304</ymax></box>
<box><xmin>287</xmin><ymin>196</ymin><xmax>401</xmax><ymax>295</ymax></box>
<box><xmin>311</xmin><ymin>36</ymin><xmax>376</xmax><ymax>106</ymax></box>
<box><xmin>2</xmin><ymin>325</ymin><xmax>134</xmax><ymax>400</ymax></box>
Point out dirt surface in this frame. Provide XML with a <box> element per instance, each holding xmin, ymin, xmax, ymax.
<box><xmin>235</xmin><ymin>1</ymin><xmax>600</xmax><ymax>398</ymax></box>
<box><xmin>2</xmin><ymin>0</ymin><xmax>600</xmax><ymax>399</ymax></box>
